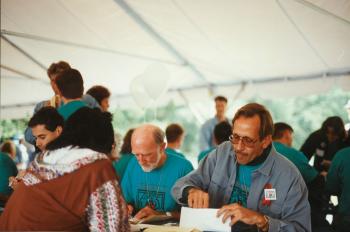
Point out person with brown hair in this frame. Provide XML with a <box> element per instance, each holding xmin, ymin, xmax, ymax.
<box><xmin>54</xmin><ymin>68</ymin><xmax>86</xmax><ymax>120</ymax></box>
<box><xmin>86</xmin><ymin>85</ymin><xmax>111</xmax><ymax>112</ymax></box>
<box><xmin>172</xmin><ymin>103</ymin><xmax>311</xmax><ymax>232</ymax></box>
<box><xmin>0</xmin><ymin>141</ymin><xmax>16</xmax><ymax>160</ymax></box>
<box><xmin>0</xmin><ymin>141</ymin><xmax>18</xmax><ymax>201</ymax></box>
<box><xmin>24</xmin><ymin>61</ymin><xmax>99</xmax><ymax>145</ymax></box>
<box><xmin>199</xmin><ymin>96</ymin><xmax>230</xmax><ymax>151</ymax></box>
<box><xmin>300</xmin><ymin>116</ymin><xmax>348</xmax><ymax>172</ymax></box>
<box><xmin>165</xmin><ymin>123</ymin><xmax>186</xmax><ymax>159</ymax></box>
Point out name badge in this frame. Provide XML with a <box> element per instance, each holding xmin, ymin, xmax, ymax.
<box><xmin>264</xmin><ymin>189</ymin><xmax>277</xmax><ymax>200</ymax></box>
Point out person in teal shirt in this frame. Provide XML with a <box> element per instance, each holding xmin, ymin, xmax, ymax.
<box><xmin>198</xmin><ymin>121</ymin><xmax>231</xmax><ymax>163</ymax></box>
<box><xmin>0</xmin><ymin>151</ymin><xmax>18</xmax><ymax>198</ymax></box>
<box><xmin>326</xmin><ymin>147</ymin><xmax>350</xmax><ymax>231</ymax></box>
<box><xmin>113</xmin><ymin>129</ymin><xmax>135</xmax><ymax>180</ymax></box>
<box><xmin>165</xmin><ymin>123</ymin><xmax>186</xmax><ymax>159</ymax></box>
<box><xmin>121</xmin><ymin>124</ymin><xmax>193</xmax><ymax>221</ymax></box>
<box><xmin>273</xmin><ymin>122</ymin><xmax>319</xmax><ymax>183</ymax></box>
<box><xmin>55</xmin><ymin>69</ymin><xmax>87</xmax><ymax>120</ymax></box>
<box><xmin>273</xmin><ymin>122</ymin><xmax>330</xmax><ymax>231</ymax></box>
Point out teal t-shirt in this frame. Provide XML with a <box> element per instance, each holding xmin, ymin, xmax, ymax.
<box><xmin>326</xmin><ymin>147</ymin><xmax>350</xmax><ymax>216</ymax></box>
<box><xmin>0</xmin><ymin>152</ymin><xmax>18</xmax><ymax>196</ymax></box>
<box><xmin>58</xmin><ymin>100</ymin><xmax>87</xmax><ymax>120</ymax></box>
<box><xmin>229</xmin><ymin>164</ymin><xmax>261</xmax><ymax>207</ymax></box>
<box><xmin>273</xmin><ymin>142</ymin><xmax>318</xmax><ymax>183</ymax></box>
<box><xmin>121</xmin><ymin>153</ymin><xmax>193</xmax><ymax>213</ymax></box>
<box><xmin>113</xmin><ymin>153</ymin><xmax>133</xmax><ymax>181</ymax></box>
<box><xmin>165</xmin><ymin>148</ymin><xmax>185</xmax><ymax>159</ymax></box>
<box><xmin>198</xmin><ymin>147</ymin><xmax>215</xmax><ymax>163</ymax></box>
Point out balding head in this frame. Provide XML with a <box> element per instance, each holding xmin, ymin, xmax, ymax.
<box><xmin>132</xmin><ymin>124</ymin><xmax>165</xmax><ymax>146</ymax></box>
<box><xmin>131</xmin><ymin>124</ymin><xmax>166</xmax><ymax>172</ymax></box>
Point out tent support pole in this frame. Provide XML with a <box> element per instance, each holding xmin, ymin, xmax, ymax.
<box><xmin>114</xmin><ymin>0</ymin><xmax>209</xmax><ymax>83</ymax></box>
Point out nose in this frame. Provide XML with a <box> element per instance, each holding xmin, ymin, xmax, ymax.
<box><xmin>36</xmin><ymin>140</ymin><xmax>41</xmax><ymax>148</ymax></box>
<box><xmin>235</xmin><ymin>139</ymin><xmax>245</xmax><ymax>151</ymax></box>
<box><xmin>137</xmin><ymin>155</ymin><xmax>146</xmax><ymax>164</ymax></box>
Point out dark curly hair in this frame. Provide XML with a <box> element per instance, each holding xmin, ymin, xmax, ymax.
<box><xmin>28</xmin><ymin>107</ymin><xmax>64</xmax><ymax>131</ymax></box>
<box><xmin>46</xmin><ymin>107</ymin><xmax>114</xmax><ymax>155</ymax></box>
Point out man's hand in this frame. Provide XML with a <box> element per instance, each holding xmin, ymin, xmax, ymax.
<box><xmin>217</xmin><ymin>203</ymin><xmax>266</xmax><ymax>227</ymax></box>
<box><xmin>188</xmin><ymin>188</ymin><xmax>209</xmax><ymax>208</ymax></box>
<box><xmin>134</xmin><ymin>205</ymin><xmax>160</xmax><ymax>220</ymax></box>
<box><xmin>127</xmin><ymin>204</ymin><xmax>134</xmax><ymax>217</ymax></box>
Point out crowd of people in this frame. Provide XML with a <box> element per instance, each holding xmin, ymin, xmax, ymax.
<box><xmin>0</xmin><ymin>61</ymin><xmax>349</xmax><ymax>232</ymax></box>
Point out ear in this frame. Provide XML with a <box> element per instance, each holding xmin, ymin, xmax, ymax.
<box><xmin>261</xmin><ymin>135</ymin><xmax>272</xmax><ymax>149</ymax></box>
<box><xmin>55</xmin><ymin>126</ymin><xmax>63</xmax><ymax>136</ymax></box>
<box><xmin>160</xmin><ymin>142</ymin><xmax>166</xmax><ymax>152</ymax></box>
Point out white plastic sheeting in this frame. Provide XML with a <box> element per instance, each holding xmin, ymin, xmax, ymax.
<box><xmin>1</xmin><ymin>0</ymin><xmax>350</xmax><ymax>119</ymax></box>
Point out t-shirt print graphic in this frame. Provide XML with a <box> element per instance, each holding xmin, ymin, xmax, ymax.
<box><xmin>136</xmin><ymin>189</ymin><xmax>165</xmax><ymax>211</ymax></box>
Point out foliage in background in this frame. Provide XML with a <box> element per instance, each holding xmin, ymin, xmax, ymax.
<box><xmin>1</xmin><ymin>88</ymin><xmax>349</xmax><ymax>158</ymax></box>
<box><xmin>0</xmin><ymin>118</ymin><xmax>29</xmax><ymax>141</ymax></box>
<box><xmin>250</xmin><ymin>88</ymin><xmax>349</xmax><ymax>149</ymax></box>
<box><xmin>112</xmin><ymin>101</ymin><xmax>200</xmax><ymax>157</ymax></box>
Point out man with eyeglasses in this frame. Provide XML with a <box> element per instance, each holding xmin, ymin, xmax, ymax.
<box><xmin>121</xmin><ymin>124</ymin><xmax>193</xmax><ymax>222</ymax></box>
<box><xmin>172</xmin><ymin>103</ymin><xmax>311</xmax><ymax>232</ymax></box>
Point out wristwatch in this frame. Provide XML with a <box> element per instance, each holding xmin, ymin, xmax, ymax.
<box><xmin>257</xmin><ymin>215</ymin><xmax>269</xmax><ymax>232</ymax></box>
<box><xmin>165</xmin><ymin>212</ymin><xmax>172</xmax><ymax>217</ymax></box>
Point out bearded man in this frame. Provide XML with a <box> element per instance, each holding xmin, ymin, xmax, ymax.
<box><xmin>121</xmin><ymin>124</ymin><xmax>193</xmax><ymax>221</ymax></box>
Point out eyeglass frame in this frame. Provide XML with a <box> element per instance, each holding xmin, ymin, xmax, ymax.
<box><xmin>229</xmin><ymin>133</ymin><xmax>259</xmax><ymax>148</ymax></box>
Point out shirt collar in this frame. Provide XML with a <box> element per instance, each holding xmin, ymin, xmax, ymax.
<box><xmin>256</xmin><ymin>144</ymin><xmax>276</xmax><ymax>176</ymax></box>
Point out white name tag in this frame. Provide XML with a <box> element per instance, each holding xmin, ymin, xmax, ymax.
<box><xmin>316</xmin><ymin>148</ymin><xmax>325</xmax><ymax>157</ymax></box>
<box><xmin>264</xmin><ymin>189</ymin><xmax>277</xmax><ymax>200</ymax></box>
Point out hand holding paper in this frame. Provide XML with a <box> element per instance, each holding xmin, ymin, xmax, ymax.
<box><xmin>180</xmin><ymin>207</ymin><xmax>231</xmax><ymax>232</ymax></box>
<box><xmin>217</xmin><ymin>203</ymin><xmax>267</xmax><ymax>231</ymax></box>
<box><xmin>187</xmin><ymin>188</ymin><xmax>209</xmax><ymax>208</ymax></box>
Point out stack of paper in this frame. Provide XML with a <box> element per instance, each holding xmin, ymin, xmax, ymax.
<box><xmin>131</xmin><ymin>224</ymin><xmax>200</xmax><ymax>232</ymax></box>
<box><xmin>180</xmin><ymin>207</ymin><xmax>231</xmax><ymax>232</ymax></box>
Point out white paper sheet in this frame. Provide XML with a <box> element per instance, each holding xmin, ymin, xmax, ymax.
<box><xmin>180</xmin><ymin>207</ymin><xmax>231</xmax><ymax>232</ymax></box>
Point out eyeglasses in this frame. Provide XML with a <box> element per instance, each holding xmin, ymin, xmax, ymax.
<box><xmin>229</xmin><ymin>133</ymin><xmax>258</xmax><ymax>148</ymax></box>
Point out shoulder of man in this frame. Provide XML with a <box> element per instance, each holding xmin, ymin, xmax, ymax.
<box><xmin>202</xmin><ymin>141</ymin><xmax>234</xmax><ymax>169</ymax></box>
<box><xmin>82</xmin><ymin>94</ymin><xmax>101</xmax><ymax>109</ymax></box>
<box><xmin>167</xmin><ymin>153</ymin><xmax>193</xmax><ymax>169</ymax></box>
<box><xmin>201</xmin><ymin>117</ymin><xmax>217</xmax><ymax>127</ymax></box>
<box><xmin>270</xmin><ymin>147</ymin><xmax>304</xmax><ymax>179</ymax></box>
<box><xmin>332</xmin><ymin>147</ymin><xmax>350</xmax><ymax>164</ymax></box>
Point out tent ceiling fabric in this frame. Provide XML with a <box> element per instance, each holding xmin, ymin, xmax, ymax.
<box><xmin>1</xmin><ymin>0</ymin><xmax>350</xmax><ymax>119</ymax></box>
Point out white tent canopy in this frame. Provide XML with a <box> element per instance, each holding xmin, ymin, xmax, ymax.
<box><xmin>1</xmin><ymin>0</ymin><xmax>350</xmax><ymax>119</ymax></box>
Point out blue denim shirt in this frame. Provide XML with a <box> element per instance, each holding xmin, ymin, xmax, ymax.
<box><xmin>172</xmin><ymin>141</ymin><xmax>311</xmax><ymax>232</ymax></box>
